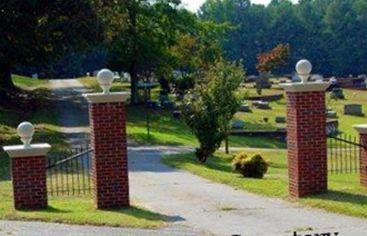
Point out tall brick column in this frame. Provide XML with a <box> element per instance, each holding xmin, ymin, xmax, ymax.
<box><xmin>3</xmin><ymin>122</ymin><xmax>50</xmax><ymax>209</ymax></box>
<box><xmin>281</xmin><ymin>60</ymin><xmax>331</xmax><ymax>198</ymax></box>
<box><xmin>83</xmin><ymin>69</ymin><xmax>130</xmax><ymax>209</ymax></box>
<box><xmin>354</xmin><ymin>125</ymin><xmax>367</xmax><ymax>186</ymax></box>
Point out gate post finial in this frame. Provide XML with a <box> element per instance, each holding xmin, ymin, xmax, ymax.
<box><xmin>17</xmin><ymin>121</ymin><xmax>34</xmax><ymax>148</ymax></box>
<box><xmin>296</xmin><ymin>59</ymin><xmax>312</xmax><ymax>83</ymax></box>
<box><xmin>97</xmin><ymin>68</ymin><xmax>114</xmax><ymax>94</ymax></box>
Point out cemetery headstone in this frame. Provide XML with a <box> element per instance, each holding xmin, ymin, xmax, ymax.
<box><xmin>172</xmin><ymin>110</ymin><xmax>181</xmax><ymax>119</ymax></box>
<box><xmin>344</xmin><ymin>104</ymin><xmax>364</xmax><ymax>116</ymax></box>
<box><xmin>146</xmin><ymin>100</ymin><xmax>160</xmax><ymax>109</ymax></box>
<box><xmin>330</xmin><ymin>87</ymin><xmax>345</xmax><ymax>99</ymax></box>
<box><xmin>162</xmin><ymin>101</ymin><xmax>175</xmax><ymax>110</ymax></box>
<box><xmin>326</xmin><ymin>110</ymin><xmax>337</xmax><ymax>118</ymax></box>
<box><xmin>231</xmin><ymin>120</ymin><xmax>245</xmax><ymax>129</ymax></box>
<box><xmin>275</xmin><ymin>116</ymin><xmax>286</xmax><ymax>123</ymax></box>
<box><xmin>253</xmin><ymin>100</ymin><xmax>270</xmax><ymax>109</ymax></box>
<box><xmin>239</xmin><ymin>104</ymin><xmax>251</xmax><ymax>112</ymax></box>
<box><xmin>326</xmin><ymin>119</ymin><xmax>339</xmax><ymax>135</ymax></box>
<box><xmin>113</xmin><ymin>72</ymin><xmax>121</xmax><ymax>81</ymax></box>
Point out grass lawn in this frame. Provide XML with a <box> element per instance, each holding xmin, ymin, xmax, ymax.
<box><xmin>235</xmin><ymin>88</ymin><xmax>367</xmax><ymax>136</ymax></box>
<box><xmin>127</xmin><ymin>106</ymin><xmax>286</xmax><ymax>148</ymax></box>
<box><xmin>0</xmin><ymin>182</ymin><xmax>165</xmax><ymax>228</ymax></box>
<box><xmin>12</xmin><ymin>74</ymin><xmax>49</xmax><ymax>89</ymax></box>
<box><xmin>162</xmin><ymin>150</ymin><xmax>367</xmax><ymax>218</ymax></box>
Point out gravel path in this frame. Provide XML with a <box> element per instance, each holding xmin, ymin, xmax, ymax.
<box><xmin>2</xmin><ymin>79</ymin><xmax>367</xmax><ymax>236</ymax></box>
<box><xmin>48</xmin><ymin>79</ymin><xmax>90</xmax><ymax>145</ymax></box>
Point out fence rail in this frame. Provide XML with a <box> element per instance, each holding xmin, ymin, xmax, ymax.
<box><xmin>46</xmin><ymin>144</ymin><xmax>93</xmax><ymax>196</ymax></box>
<box><xmin>327</xmin><ymin>134</ymin><xmax>362</xmax><ymax>174</ymax></box>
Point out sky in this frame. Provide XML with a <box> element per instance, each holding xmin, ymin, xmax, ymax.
<box><xmin>181</xmin><ymin>0</ymin><xmax>295</xmax><ymax>12</ymax></box>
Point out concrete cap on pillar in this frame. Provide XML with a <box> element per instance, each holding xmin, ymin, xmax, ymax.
<box><xmin>280</xmin><ymin>59</ymin><xmax>331</xmax><ymax>92</ymax></box>
<box><xmin>354</xmin><ymin>124</ymin><xmax>367</xmax><ymax>134</ymax></box>
<box><xmin>2</xmin><ymin>122</ymin><xmax>51</xmax><ymax>158</ymax></box>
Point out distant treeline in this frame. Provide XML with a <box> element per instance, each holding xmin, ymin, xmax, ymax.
<box><xmin>199</xmin><ymin>0</ymin><xmax>367</xmax><ymax>76</ymax></box>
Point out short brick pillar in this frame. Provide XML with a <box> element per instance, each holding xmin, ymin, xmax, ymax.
<box><xmin>354</xmin><ymin>125</ymin><xmax>367</xmax><ymax>186</ymax></box>
<box><xmin>84</xmin><ymin>92</ymin><xmax>130</xmax><ymax>209</ymax></box>
<box><xmin>281</xmin><ymin>82</ymin><xmax>331</xmax><ymax>198</ymax></box>
<box><xmin>3</xmin><ymin>122</ymin><xmax>50</xmax><ymax>209</ymax></box>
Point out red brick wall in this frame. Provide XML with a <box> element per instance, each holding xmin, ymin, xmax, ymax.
<box><xmin>360</xmin><ymin>134</ymin><xmax>367</xmax><ymax>186</ymax></box>
<box><xmin>11</xmin><ymin>156</ymin><xmax>47</xmax><ymax>209</ymax></box>
<box><xmin>286</xmin><ymin>91</ymin><xmax>327</xmax><ymax>198</ymax></box>
<box><xmin>89</xmin><ymin>102</ymin><xmax>129</xmax><ymax>208</ymax></box>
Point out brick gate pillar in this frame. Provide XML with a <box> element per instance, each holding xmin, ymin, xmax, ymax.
<box><xmin>281</xmin><ymin>60</ymin><xmax>331</xmax><ymax>198</ymax></box>
<box><xmin>353</xmin><ymin>125</ymin><xmax>367</xmax><ymax>186</ymax></box>
<box><xmin>83</xmin><ymin>69</ymin><xmax>130</xmax><ymax>209</ymax></box>
<box><xmin>2</xmin><ymin>122</ymin><xmax>50</xmax><ymax>209</ymax></box>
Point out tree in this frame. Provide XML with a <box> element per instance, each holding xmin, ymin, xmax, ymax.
<box><xmin>98</xmin><ymin>0</ymin><xmax>196</xmax><ymax>104</ymax></box>
<box><xmin>255</xmin><ymin>43</ymin><xmax>289</xmax><ymax>94</ymax></box>
<box><xmin>167</xmin><ymin>20</ymin><xmax>227</xmax><ymax>96</ymax></box>
<box><xmin>0</xmin><ymin>0</ymin><xmax>101</xmax><ymax>90</ymax></box>
<box><xmin>256</xmin><ymin>44</ymin><xmax>290</xmax><ymax>73</ymax></box>
<box><xmin>199</xmin><ymin>0</ymin><xmax>367</xmax><ymax>77</ymax></box>
<box><xmin>181</xmin><ymin>60</ymin><xmax>244</xmax><ymax>162</ymax></box>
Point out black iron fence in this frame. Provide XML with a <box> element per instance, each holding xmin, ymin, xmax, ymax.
<box><xmin>327</xmin><ymin>134</ymin><xmax>363</xmax><ymax>174</ymax></box>
<box><xmin>46</xmin><ymin>144</ymin><xmax>93</xmax><ymax>196</ymax></box>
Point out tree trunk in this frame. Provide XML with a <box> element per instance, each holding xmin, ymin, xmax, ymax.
<box><xmin>0</xmin><ymin>65</ymin><xmax>15</xmax><ymax>90</ymax></box>
<box><xmin>127</xmin><ymin>1</ymin><xmax>139</xmax><ymax>105</ymax></box>
<box><xmin>129</xmin><ymin>65</ymin><xmax>139</xmax><ymax>105</ymax></box>
<box><xmin>225</xmin><ymin>137</ymin><xmax>229</xmax><ymax>154</ymax></box>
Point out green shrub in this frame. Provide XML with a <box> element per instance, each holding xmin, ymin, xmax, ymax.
<box><xmin>181</xmin><ymin>60</ymin><xmax>244</xmax><ymax>162</ymax></box>
<box><xmin>232</xmin><ymin>153</ymin><xmax>268</xmax><ymax>178</ymax></box>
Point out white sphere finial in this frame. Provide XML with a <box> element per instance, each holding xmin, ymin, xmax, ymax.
<box><xmin>296</xmin><ymin>59</ymin><xmax>312</xmax><ymax>83</ymax></box>
<box><xmin>17</xmin><ymin>122</ymin><xmax>35</xmax><ymax>148</ymax></box>
<box><xmin>97</xmin><ymin>69</ymin><xmax>114</xmax><ymax>94</ymax></box>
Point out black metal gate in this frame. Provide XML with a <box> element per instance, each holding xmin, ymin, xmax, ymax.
<box><xmin>328</xmin><ymin>134</ymin><xmax>365</xmax><ymax>174</ymax></box>
<box><xmin>46</xmin><ymin>144</ymin><xmax>93</xmax><ymax>196</ymax></box>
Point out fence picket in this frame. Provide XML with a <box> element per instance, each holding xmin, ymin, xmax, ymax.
<box><xmin>328</xmin><ymin>134</ymin><xmax>362</xmax><ymax>174</ymax></box>
<box><xmin>46</xmin><ymin>143</ymin><xmax>93</xmax><ymax>196</ymax></box>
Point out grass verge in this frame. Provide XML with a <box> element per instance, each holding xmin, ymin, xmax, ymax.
<box><xmin>0</xmin><ymin>181</ymin><xmax>165</xmax><ymax>228</ymax></box>
<box><xmin>162</xmin><ymin>149</ymin><xmax>367</xmax><ymax>218</ymax></box>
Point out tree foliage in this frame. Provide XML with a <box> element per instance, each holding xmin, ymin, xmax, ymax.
<box><xmin>96</xmin><ymin>0</ymin><xmax>200</xmax><ymax>104</ymax></box>
<box><xmin>199</xmin><ymin>0</ymin><xmax>367</xmax><ymax>76</ymax></box>
<box><xmin>256</xmin><ymin>44</ymin><xmax>290</xmax><ymax>73</ymax></box>
<box><xmin>181</xmin><ymin>60</ymin><xmax>244</xmax><ymax>163</ymax></box>
<box><xmin>0</xmin><ymin>0</ymin><xmax>101</xmax><ymax>89</ymax></box>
